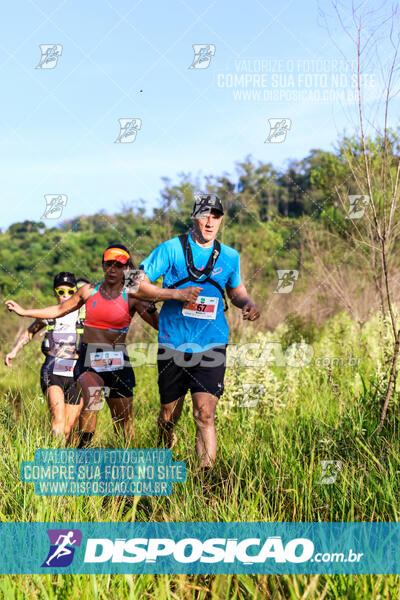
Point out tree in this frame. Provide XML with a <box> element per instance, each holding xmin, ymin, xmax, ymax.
<box><xmin>321</xmin><ymin>1</ymin><xmax>400</xmax><ymax>429</ymax></box>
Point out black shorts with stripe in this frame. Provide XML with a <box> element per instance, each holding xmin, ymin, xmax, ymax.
<box><xmin>157</xmin><ymin>344</ymin><xmax>227</xmax><ymax>404</ymax></box>
<box><xmin>40</xmin><ymin>355</ymin><xmax>81</xmax><ymax>405</ymax></box>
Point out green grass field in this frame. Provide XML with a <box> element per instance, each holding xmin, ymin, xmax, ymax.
<box><xmin>1</xmin><ymin>310</ymin><xmax>400</xmax><ymax>598</ymax></box>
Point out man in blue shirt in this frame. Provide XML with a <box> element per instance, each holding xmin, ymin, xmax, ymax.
<box><xmin>140</xmin><ymin>193</ymin><xmax>260</xmax><ymax>468</ymax></box>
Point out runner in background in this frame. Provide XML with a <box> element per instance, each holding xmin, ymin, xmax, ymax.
<box><xmin>5</xmin><ymin>272</ymin><xmax>84</xmax><ymax>443</ymax></box>
<box><xmin>140</xmin><ymin>193</ymin><xmax>260</xmax><ymax>469</ymax></box>
<box><xmin>5</xmin><ymin>245</ymin><xmax>202</xmax><ymax>448</ymax></box>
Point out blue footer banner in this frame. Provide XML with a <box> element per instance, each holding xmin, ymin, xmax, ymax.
<box><xmin>1</xmin><ymin>522</ymin><xmax>400</xmax><ymax>574</ymax></box>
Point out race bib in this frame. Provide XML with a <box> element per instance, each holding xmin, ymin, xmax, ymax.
<box><xmin>53</xmin><ymin>358</ymin><xmax>76</xmax><ymax>377</ymax></box>
<box><xmin>182</xmin><ymin>296</ymin><xmax>219</xmax><ymax>320</ymax></box>
<box><xmin>90</xmin><ymin>351</ymin><xmax>124</xmax><ymax>372</ymax></box>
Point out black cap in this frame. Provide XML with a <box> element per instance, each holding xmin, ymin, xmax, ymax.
<box><xmin>192</xmin><ymin>193</ymin><xmax>224</xmax><ymax>218</ymax></box>
<box><xmin>53</xmin><ymin>272</ymin><xmax>77</xmax><ymax>289</ymax></box>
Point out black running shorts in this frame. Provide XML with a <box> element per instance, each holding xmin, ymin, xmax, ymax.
<box><xmin>40</xmin><ymin>355</ymin><xmax>81</xmax><ymax>405</ymax></box>
<box><xmin>157</xmin><ymin>344</ymin><xmax>227</xmax><ymax>404</ymax></box>
<box><xmin>75</xmin><ymin>343</ymin><xmax>136</xmax><ymax>399</ymax></box>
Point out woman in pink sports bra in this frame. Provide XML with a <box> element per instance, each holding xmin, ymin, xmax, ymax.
<box><xmin>6</xmin><ymin>243</ymin><xmax>202</xmax><ymax>448</ymax></box>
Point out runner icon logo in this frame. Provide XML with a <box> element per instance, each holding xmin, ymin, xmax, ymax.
<box><xmin>346</xmin><ymin>195</ymin><xmax>370</xmax><ymax>219</ymax></box>
<box><xmin>317</xmin><ymin>461</ymin><xmax>343</xmax><ymax>485</ymax></box>
<box><xmin>188</xmin><ymin>44</ymin><xmax>216</xmax><ymax>69</ymax></box>
<box><xmin>36</xmin><ymin>44</ymin><xmax>63</xmax><ymax>69</ymax></box>
<box><xmin>41</xmin><ymin>529</ymin><xmax>82</xmax><ymax>568</ymax></box>
<box><xmin>42</xmin><ymin>194</ymin><xmax>68</xmax><ymax>220</ymax></box>
<box><xmin>264</xmin><ymin>118</ymin><xmax>291</xmax><ymax>143</ymax></box>
<box><xmin>274</xmin><ymin>270</ymin><xmax>299</xmax><ymax>294</ymax></box>
<box><xmin>87</xmin><ymin>386</ymin><xmax>110</xmax><ymax>411</ymax></box>
<box><xmin>115</xmin><ymin>118</ymin><xmax>142</xmax><ymax>143</ymax></box>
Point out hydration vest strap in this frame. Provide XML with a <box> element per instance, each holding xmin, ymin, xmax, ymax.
<box><xmin>89</xmin><ymin>283</ymin><xmax>101</xmax><ymax>297</ymax></box>
<box><xmin>166</xmin><ymin>235</ymin><xmax>229</xmax><ymax>312</ymax></box>
<box><xmin>179</xmin><ymin>234</ymin><xmax>221</xmax><ymax>279</ymax></box>
<box><xmin>42</xmin><ymin>319</ymin><xmax>56</xmax><ymax>355</ymax></box>
<box><xmin>75</xmin><ymin>318</ymin><xmax>85</xmax><ymax>352</ymax></box>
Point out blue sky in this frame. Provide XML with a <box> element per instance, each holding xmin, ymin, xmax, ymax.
<box><xmin>0</xmin><ymin>0</ymin><xmax>397</xmax><ymax>229</ymax></box>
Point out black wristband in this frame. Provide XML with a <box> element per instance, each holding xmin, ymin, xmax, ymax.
<box><xmin>146</xmin><ymin>302</ymin><xmax>157</xmax><ymax>314</ymax></box>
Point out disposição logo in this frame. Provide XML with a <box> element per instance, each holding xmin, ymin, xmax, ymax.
<box><xmin>42</xmin><ymin>529</ymin><xmax>82</xmax><ymax>568</ymax></box>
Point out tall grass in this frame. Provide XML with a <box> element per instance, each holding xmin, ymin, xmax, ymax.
<box><xmin>1</xmin><ymin>310</ymin><xmax>400</xmax><ymax>598</ymax></box>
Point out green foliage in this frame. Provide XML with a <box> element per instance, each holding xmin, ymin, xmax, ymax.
<box><xmin>0</xmin><ymin>154</ymin><xmax>332</xmax><ymax>334</ymax></box>
<box><xmin>2</xmin><ymin>125</ymin><xmax>400</xmax><ymax>598</ymax></box>
<box><xmin>0</xmin><ymin>310</ymin><xmax>399</xmax><ymax>596</ymax></box>
<box><xmin>0</xmin><ymin>144</ymin><xmax>382</xmax><ymax>305</ymax></box>
<box><xmin>280</xmin><ymin>312</ymin><xmax>319</xmax><ymax>350</ymax></box>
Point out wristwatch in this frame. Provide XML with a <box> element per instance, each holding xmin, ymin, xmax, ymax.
<box><xmin>146</xmin><ymin>302</ymin><xmax>157</xmax><ymax>314</ymax></box>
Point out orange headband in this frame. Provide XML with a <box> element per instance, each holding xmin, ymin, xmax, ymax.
<box><xmin>103</xmin><ymin>248</ymin><xmax>130</xmax><ymax>264</ymax></box>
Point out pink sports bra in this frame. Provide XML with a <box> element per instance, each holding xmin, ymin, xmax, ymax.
<box><xmin>84</xmin><ymin>283</ymin><xmax>131</xmax><ymax>333</ymax></box>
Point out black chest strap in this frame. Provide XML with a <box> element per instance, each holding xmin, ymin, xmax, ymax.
<box><xmin>166</xmin><ymin>234</ymin><xmax>228</xmax><ymax>311</ymax></box>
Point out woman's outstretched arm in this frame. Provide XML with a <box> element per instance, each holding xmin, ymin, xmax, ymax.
<box><xmin>5</xmin><ymin>284</ymin><xmax>90</xmax><ymax>319</ymax></box>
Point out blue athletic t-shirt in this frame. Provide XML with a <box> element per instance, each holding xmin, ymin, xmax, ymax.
<box><xmin>140</xmin><ymin>234</ymin><xmax>241</xmax><ymax>352</ymax></box>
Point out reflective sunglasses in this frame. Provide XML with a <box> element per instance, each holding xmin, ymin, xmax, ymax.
<box><xmin>55</xmin><ymin>287</ymin><xmax>76</xmax><ymax>297</ymax></box>
<box><xmin>103</xmin><ymin>260</ymin><xmax>125</xmax><ymax>269</ymax></box>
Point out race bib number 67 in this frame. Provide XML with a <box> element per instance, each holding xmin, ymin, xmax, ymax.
<box><xmin>182</xmin><ymin>296</ymin><xmax>219</xmax><ymax>320</ymax></box>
